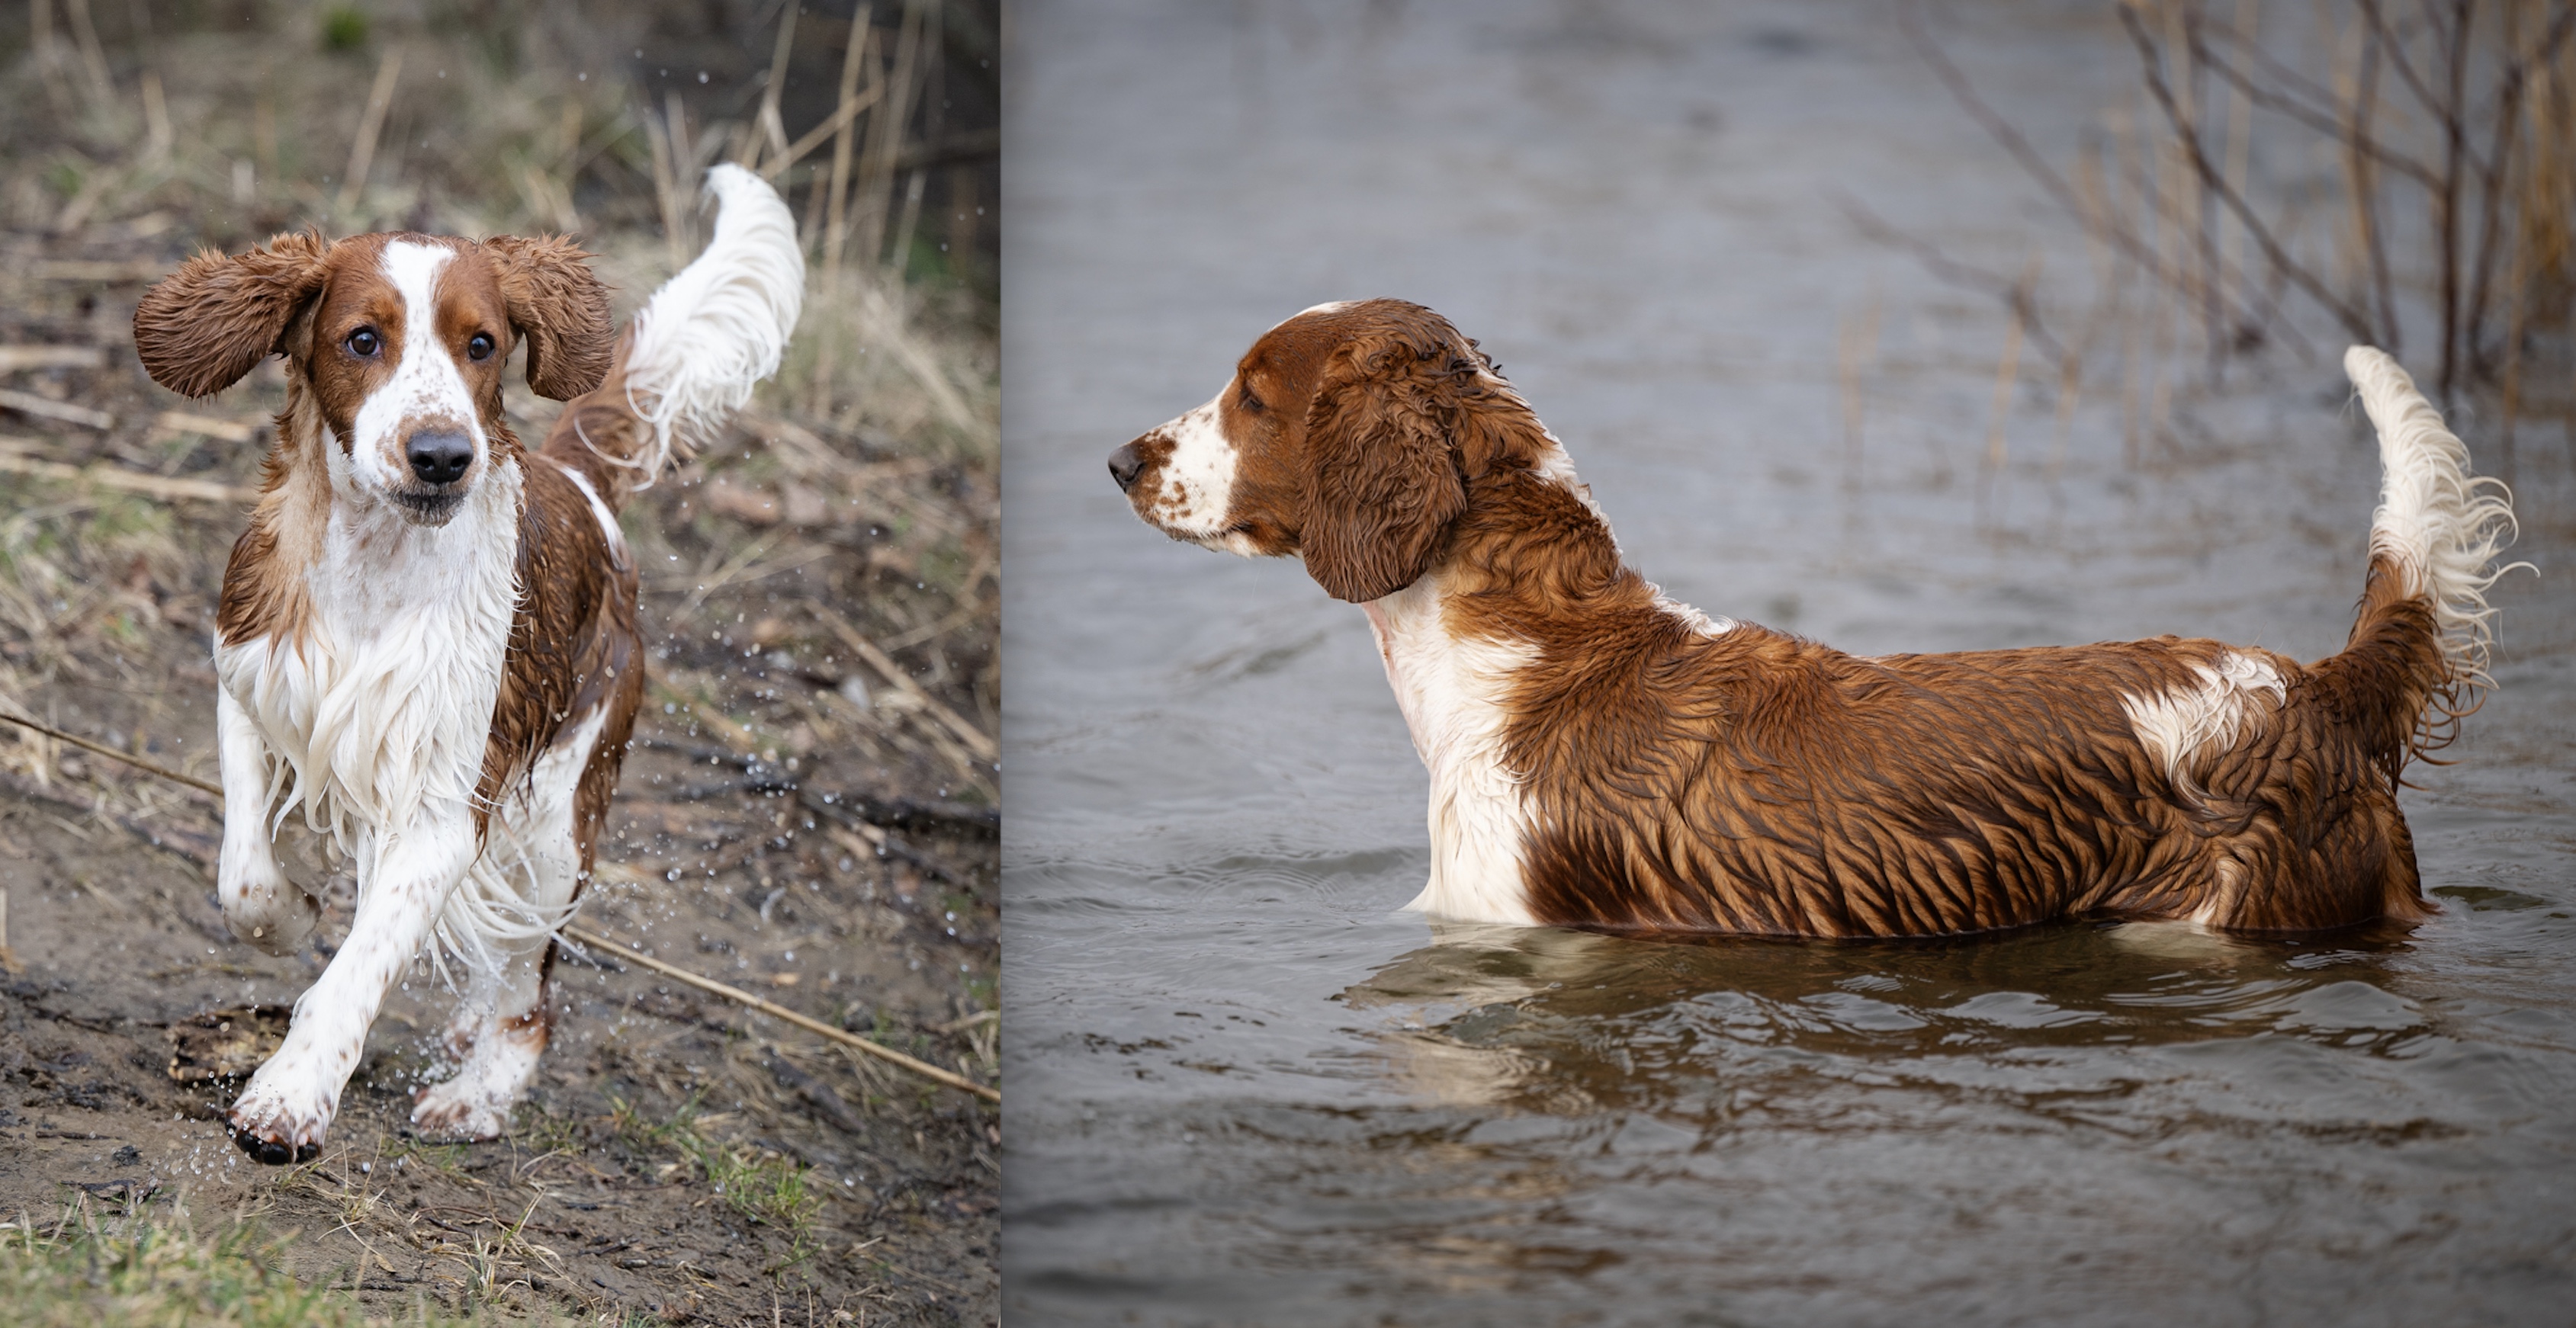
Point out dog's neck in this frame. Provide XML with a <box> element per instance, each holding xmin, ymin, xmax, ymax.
<box><xmin>1354</xmin><ymin>435</ymin><xmax>1621</xmax><ymax>927</ymax></box>
<box><xmin>1360</xmin><ymin>569</ymin><xmax>1542</xmax><ymax>924</ymax></box>
<box><xmin>1354</xmin><ymin>429</ymin><xmax>1739</xmax><ymax>926</ymax></box>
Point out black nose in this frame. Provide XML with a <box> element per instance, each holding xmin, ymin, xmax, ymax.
<box><xmin>1108</xmin><ymin>441</ymin><xmax>1145</xmax><ymax>492</ymax></box>
<box><xmin>406</xmin><ymin>430</ymin><xmax>474</xmax><ymax>485</ymax></box>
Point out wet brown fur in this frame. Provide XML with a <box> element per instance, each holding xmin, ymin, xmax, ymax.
<box><xmin>1122</xmin><ymin>300</ymin><xmax>2456</xmax><ymax>938</ymax></box>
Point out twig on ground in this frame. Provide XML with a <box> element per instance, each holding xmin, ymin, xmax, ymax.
<box><xmin>0</xmin><ymin>709</ymin><xmax>223</xmax><ymax>797</ymax></box>
<box><xmin>557</xmin><ymin>923</ymin><xmax>997</xmax><ymax>1104</ymax></box>
<box><xmin>808</xmin><ymin>603</ymin><xmax>996</xmax><ymax>762</ymax></box>
<box><xmin>0</xmin><ymin>707</ymin><xmax>989</xmax><ymax>1104</ymax></box>
<box><xmin>25</xmin><ymin>258</ymin><xmax>169</xmax><ymax>283</ymax></box>
<box><xmin>149</xmin><ymin>411</ymin><xmax>260</xmax><ymax>444</ymax></box>
<box><xmin>0</xmin><ymin>346</ymin><xmax>106</xmax><ymax>372</ymax></box>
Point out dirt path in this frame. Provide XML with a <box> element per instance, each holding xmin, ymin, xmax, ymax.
<box><xmin>1</xmin><ymin>749</ymin><xmax>997</xmax><ymax>1323</ymax></box>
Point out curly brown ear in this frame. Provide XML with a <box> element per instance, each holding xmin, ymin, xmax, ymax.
<box><xmin>1300</xmin><ymin>337</ymin><xmax>1466</xmax><ymax>603</ymax></box>
<box><xmin>132</xmin><ymin>231</ymin><xmax>332</xmax><ymax>399</ymax></box>
<box><xmin>485</xmin><ymin>235</ymin><xmax>612</xmax><ymax>400</ymax></box>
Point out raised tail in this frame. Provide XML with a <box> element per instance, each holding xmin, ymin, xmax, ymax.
<box><xmin>548</xmin><ymin>163</ymin><xmax>805</xmax><ymax>505</ymax></box>
<box><xmin>2337</xmin><ymin>345</ymin><xmax>2525</xmax><ymax>771</ymax></box>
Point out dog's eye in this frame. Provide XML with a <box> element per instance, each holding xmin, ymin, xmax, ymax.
<box><xmin>1238</xmin><ymin>384</ymin><xmax>1264</xmax><ymax>412</ymax></box>
<box><xmin>467</xmin><ymin>332</ymin><xmax>495</xmax><ymax>362</ymax></box>
<box><xmin>345</xmin><ymin>328</ymin><xmax>381</xmax><ymax>358</ymax></box>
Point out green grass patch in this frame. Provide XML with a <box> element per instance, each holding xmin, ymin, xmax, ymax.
<box><xmin>604</xmin><ymin>1094</ymin><xmax>823</xmax><ymax>1261</ymax></box>
<box><xmin>0</xmin><ymin>1201</ymin><xmax>473</xmax><ymax>1326</ymax></box>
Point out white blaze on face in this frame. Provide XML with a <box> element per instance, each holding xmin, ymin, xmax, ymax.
<box><xmin>349</xmin><ymin>240</ymin><xmax>484</xmax><ymax>494</ymax></box>
<box><xmin>1142</xmin><ymin>390</ymin><xmax>1242</xmax><ymax>545</ymax></box>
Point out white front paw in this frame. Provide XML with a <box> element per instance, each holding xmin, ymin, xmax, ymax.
<box><xmin>219</xmin><ymin>848</ymin><xmax>319</xmax><ymax>956</ymax></box>
<box><xmin>229</xmin><ymin>1060</ymin><xmax>338</xmax><ymax>1164</ymax></box>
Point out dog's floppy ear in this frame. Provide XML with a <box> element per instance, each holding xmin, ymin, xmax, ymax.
<box><xmin>133</xmin><ymin>231</ymin><xmax>332</xmax><ymax>399</ymax></box>
<box><xmin>1299</xmin><ymin>335</ymin><xmax>1467</xmax><ymax>603</ymax></box>
<box><xmin>484</xmin><ymin>235</ymin><xmax>613</xmax><ymax>401</ymax></box>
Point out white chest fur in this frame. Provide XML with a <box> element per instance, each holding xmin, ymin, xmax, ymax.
<box><xmin>214</xmin><ymin>456</ymin><xmax>523</xmax><ymax>862</ymax></box>
<box><xmin>1363</xmin><ymin>573</ymin><xmax>1542</xmax><ymax>926</ymax></box>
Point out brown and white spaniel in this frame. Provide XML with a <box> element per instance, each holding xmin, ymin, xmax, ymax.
<box><xmin>132</xmin><ymin>165</ymin><xmax>803</xmax><ymax>1162</ymax></box>
<box><xmin>1110</xmin><ymin>299</ymin><xmax>2520</xmax><ymax>938</ymax></box>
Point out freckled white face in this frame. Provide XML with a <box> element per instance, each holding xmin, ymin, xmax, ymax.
<box><xmin>1113</xmin><ymin>302</ymin><xmax>1371</xmax><ymax>562</ymax></box>
<box><xmin>302</xmin><ymin>237</ymin><xmax>514</xmax><ymax>528</ymax></box>
<box><xmin>352</xmin><ymin>242</ymin><xmax>484</xmax><ymax>498</ymax></box>
<box><xmin>1135</xmin><ymin>390</ymin><xmax>1245</xmax><ymax>546</ymax></box>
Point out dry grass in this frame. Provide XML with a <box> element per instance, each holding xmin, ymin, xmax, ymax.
<box><xmin>1892</xmin><ymin>0</ymin><xmax>2576</xmax><ymax>457</ymax></box>
<box><xmin>0</xmin><ymin>1194</ymin><xmax>485</xmax><ymax>1328</ymax></box>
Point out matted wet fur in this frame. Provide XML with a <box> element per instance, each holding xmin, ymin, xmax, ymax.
<box><xmin>1110</xmin><ymin>299</ymin><xmax>2521</xmax><ymax>938</ymax></box>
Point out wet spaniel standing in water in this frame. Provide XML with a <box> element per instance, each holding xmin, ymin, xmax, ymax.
<box><xmin>1110</xmin><ymin>299</ymin><xmax>2520</xmax><ymax>938</ymax></box>
<box><xmin>132</xmin><ymin>165</ymin><xmax>803</xmax><ymax>1162</ymax></box>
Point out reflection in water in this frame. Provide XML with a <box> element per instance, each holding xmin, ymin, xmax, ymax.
<box><xmin>1348</xmin><ymin>921</ymin><xmax>2432</xmax><ymax>1120</ymax></box>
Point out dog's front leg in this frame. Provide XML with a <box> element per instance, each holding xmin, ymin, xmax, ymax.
<box><xmin>215</xmin><ymin>688</ymin><xmax>320</xmax><ymax>956</ymax></box>
<box><xmin>226</xmin><ymin>804</ymin><xmax>478</xmax><ymax>1163</ymax></box>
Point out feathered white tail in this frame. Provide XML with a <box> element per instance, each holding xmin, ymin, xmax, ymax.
<box><xmin>2343</xmin><ymin>345</ymin><xmax>2525</xmax><ymax>688</ymax></box>
<box><xmin>616</xmin><ymin>163</ymin><xmax>805</xmax><ymax>486</ymax></box>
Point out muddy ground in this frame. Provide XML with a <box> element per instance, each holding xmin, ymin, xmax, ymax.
<box><xmin>0</xmin><ymin>233</ymin><xmax>999</xmax><ymax>1324</ymax></box>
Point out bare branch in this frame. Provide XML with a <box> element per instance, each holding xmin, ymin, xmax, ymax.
<box><xmin>2346</xmin><ymin>27</ymin><xmax>2404</xmax><ymax>348</ymax></box>
<box><xmin>1834</xmin><ymin>193</ymin><xmax>2067</xmax><ymax>366</ymax></box>
<box><xmin>2357</xmin><ymin>0</ymin><xmax>2468</xmax><ymax>138</ymax></box>
<box><xmin>1900</xmin><ymin>0</ymin><xmax>2269</xmax><ymax>339</ymax></box>
<box><xmin>2188</xmin><ymin>19</ymin><xmax>2443</xmax><ymax>191</ymax></box>
<box><xmin>2122</xmin><ymin>5</ymin><xmax>2381</xmax><ymax>345</ymax></box>
<box><xmin>2462</xmin><ymin>1</ymin><xmax>2576</xmax><ymax>377</ymax></box>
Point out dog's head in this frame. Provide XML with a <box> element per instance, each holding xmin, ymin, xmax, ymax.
<box><xmin>135</xmin><ymin>230</ymin><xmax>612</xmax><ymax>527</ymax></box>
<box><xmin>1110</xmin><ymin>298</ymin><xmax>1543</xmax><ymax>602</ymax></box>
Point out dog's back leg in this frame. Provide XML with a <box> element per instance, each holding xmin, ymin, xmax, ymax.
<box><xmin>409</xmin><ymin>927</ymin><xmax>557</xmax><ymax>1141</ymax></box>
<box><xmin>410</xmin><ymin>707</ymin><xmax>609</xmax><ymax>1140</ymax></box>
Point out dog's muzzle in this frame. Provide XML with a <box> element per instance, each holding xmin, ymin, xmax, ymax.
<box><xmin>393</xmin><ymin>428</ymin><xmax>474</xmax><ymax>524</ymax></box>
